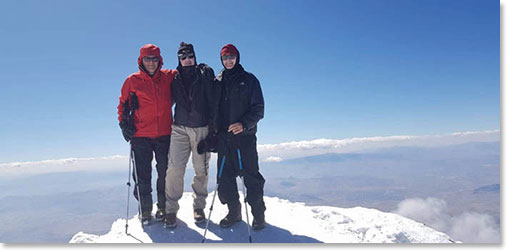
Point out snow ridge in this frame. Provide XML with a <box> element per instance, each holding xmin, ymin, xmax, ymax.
<box><xmin>70</xmin><ymin>193</ymin><xmax>456</xmax><ymax>243</ymax></box>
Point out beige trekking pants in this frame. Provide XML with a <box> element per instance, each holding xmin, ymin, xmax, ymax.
<box><xmin>165</xmin><ymin>124</ymin><xmax>210</xmax><ymax>214</ymax></box>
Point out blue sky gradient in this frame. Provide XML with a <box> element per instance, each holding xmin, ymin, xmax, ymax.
<box><xmin>0</xmin><ymin>0</ymin><xmax>499</xmax><ymax>162</ymax></box>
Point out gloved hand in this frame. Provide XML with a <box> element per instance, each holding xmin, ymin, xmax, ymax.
<box><xmin>119</xmin><ymin>120</ymin><xmax>136</xmax><ymax>142</ymax></box>
<box><xmin>197</xmin><ymin>132</ymin><xmax>218</xmax><ymax>154</ymax></box>
<box><xmin>226</xmin><ymin>132</ymin><xmax>242</xmax><ymax>151</ymax></box>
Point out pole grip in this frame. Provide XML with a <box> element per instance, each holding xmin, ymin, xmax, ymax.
<box><xmin>218</xmin><ymin>155</ymin><xmax>226</xmax><ymax>178</ymax></box>
<box><xmin>236</xmin><ymin>149</ymin><xmax>243</xmax><ymax>171</ymax></box>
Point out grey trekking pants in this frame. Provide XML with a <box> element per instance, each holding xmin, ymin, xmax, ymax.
<box><xmin>165</xmin><ymin>124</ymin><xmax>210</xmax><ymax>214</ymax></box>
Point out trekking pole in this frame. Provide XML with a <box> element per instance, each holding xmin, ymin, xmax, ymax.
<box><xmin>122</xmin><ymin>93</ymin><xmax>144</xmax><ymax>242</ymax></box>
<box><xmin>123</xmin><ymin>93</ymin><xmax>143</xmax><ymax>223</ymax></box>
<box><xmin>237</xmin><ymin>149</ymin><xmax>253</xmax><ymax>243</ymax></box>
<box><xmin>202</xmin><ymin>155</ymin><xmax>227</xmax><ymax>243</ymax></box>
<box><xmin>125</xmin><ymin>143</ymin><xmax>134</xmax><ymax>234</ymax></box>
<box><xmin>124</xmin><ymin>143</ymin><xmax>144</xmax><ymax>243</ymax></box>
<box><xmin>131</xmin><ymin>146</ymin><xmax>144</xmax><ymax>223</ymax></box>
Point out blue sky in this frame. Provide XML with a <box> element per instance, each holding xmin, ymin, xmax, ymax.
<box><xmin>0</xmin><ymin>0</ymin><xmax>499</xmax><ymax>163</ymax></box>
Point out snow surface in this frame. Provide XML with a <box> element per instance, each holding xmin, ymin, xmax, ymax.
<box><xmin>70</xmin><ymin>192</ymin><xmax>457</xmax><ymax>243</ymax></box>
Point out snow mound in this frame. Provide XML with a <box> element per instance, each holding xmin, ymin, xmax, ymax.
<box><xmin>70</xmin><ymin>192</ymin><xmax>457</xmax><ymax>243</ymax></box>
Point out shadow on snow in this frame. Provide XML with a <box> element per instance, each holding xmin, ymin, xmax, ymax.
<box><xmin>140</xmin><ymin>218</ymin><xmax>322</xmax><ymax>243</ymax></box>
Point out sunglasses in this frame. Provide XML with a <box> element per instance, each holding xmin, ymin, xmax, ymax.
<box><xmin>142</xmin><ymin>56</ymin><xmax>160</xmax><ymax>62</ymax></box>
<box><xmin>178</xmin><ymin>53</ymin><xmax>195</xmax><ymax>60</ymax></box>
<box><xmin>221</xmin><ymin>54</ymin><xmax>236</xmax><ymax>61</ymax></box>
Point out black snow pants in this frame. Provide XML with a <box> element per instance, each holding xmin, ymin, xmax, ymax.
<box><xmin>131</xmin><ymin>135</ymin><xmax>170</xmax><ymax>214</ymax></box>
<box><xmin>217</xmin><ymin>133</ymin><xmax>266</xmax><ymax>218</ymax></box>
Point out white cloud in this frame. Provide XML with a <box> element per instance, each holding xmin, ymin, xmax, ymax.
<box><xmin>264</xmin><ymin>156</ymin><xmax>283</xmax><ymax>162</ymax></box>
<box><xmin>394</xmin><ymin>197</ymin><xmax>451</xmax><ymax>232</ymax></box>
<box><xmin>394</xmin><ymin>197</ymin><xmax>500</xmax><ymax>243</ymax></box>
<box><xmin>0</xmin><ymin>130</ymin><xmax>499</xmax><ymax>176</ymax></box>
<box><xmin>449</xmin><ymin>212</ymin><xmax>501</xmax><ymax>243</ymax></box>
<box><xmin>0</xmin><ymin>155</ymin><xmax>127</xmax><ymax>176</ymax></box>
<box><xmin>258</xmin><ymin>130</ymin><xmax>499</xmax><ymax>162</ymax></box>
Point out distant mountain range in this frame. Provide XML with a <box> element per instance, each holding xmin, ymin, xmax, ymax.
<box><xmin>473</xmin><ymin>184</ymin><xmax>500</xmax><ymax>194</ymax></box>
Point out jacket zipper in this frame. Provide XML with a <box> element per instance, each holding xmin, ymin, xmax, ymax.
<box><xmin>154</xmin><ymin>77</ymin><xmax>160</xmax><ymax>136</ymax></box>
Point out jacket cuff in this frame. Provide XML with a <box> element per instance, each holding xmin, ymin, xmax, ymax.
<box><xmin>239</xmin><ymin>121</ymin><xmax>248</xmax><ymax>131</ymax></box>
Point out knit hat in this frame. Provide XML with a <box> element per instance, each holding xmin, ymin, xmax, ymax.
<box><xmin>220</xmin><ymin>43</ymin><xmax>240</xmax><ymax>68</ymax></box>
<box><xmin>178</xmin><ymin>42</ymin><xmax>195</xmax><ymax>56</ymax></box>
<box><xmin>138</xmin><ymin>44</ymin><xmax>163</xmax><ymax>66</ymax></box>
<box><xmin>220</xmin><ymin>44</ymin><xmax>239</xmax><ymax>58</ymax></box>
<box><xmin>177</xmin><ymin>42</ymin><xmax>196</xmax><ymax>67</ymax></box>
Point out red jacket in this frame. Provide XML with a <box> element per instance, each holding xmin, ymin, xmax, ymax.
<box><xmin>117</xmin><ymin>44</ymin><xmax>177</xmax><ymax>138</ymax></box>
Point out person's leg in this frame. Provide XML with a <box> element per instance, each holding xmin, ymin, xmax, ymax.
<box><xmin>217</xmin><ymin>139</ymin><xmax>242</xmax><ymax>227</ymax></box>
<box><xmin>188</xmin><ymin>126</ymin><xmax>210</xmax><ymax>211</ymax></box>
<box><xmin>131</xmin><ymin>137</ymin><xmax>155</xmax><ymax>215</ymax></box>
<box><xmin>165</xmin><ymin>125</ymin><xmax>191</xmax><ymax>215</ymax></box>
<box><xmin>217</xmin><ymin>150</ymin><xmax>240</xmax><ymax>205</ymax></box>
<box><xmin>153</xmin><ymin>135</ymin><xmax>170</xmax><ymax>212</ymax></box>
<box><xmin>239</xmin><ymin>135</ymin><xmax>266</xmax><ymax>225</ymax></box>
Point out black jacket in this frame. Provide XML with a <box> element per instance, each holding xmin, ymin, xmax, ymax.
<box><xmin>215</xmin><ymin>64</ymin><xmax>264</xmax><ymax>135</ymax></box>
<box><xmin>172</xmin><ymin>63</ymin><xmax>216</xmax><ymax>128</ymax></box>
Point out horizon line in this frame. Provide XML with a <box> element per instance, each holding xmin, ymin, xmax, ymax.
<box><xmin>0</xmin><ymin>129</ymin><xmax>499</xmax><ymax>166</ymax></box>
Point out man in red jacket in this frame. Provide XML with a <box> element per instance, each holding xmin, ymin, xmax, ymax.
<box><xmin>117</xmin><ymin>44</ymin><xmax>177</xmax><ymax>224</ymax></box>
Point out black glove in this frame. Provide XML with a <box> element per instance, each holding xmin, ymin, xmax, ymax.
<box><xmin>129</xmin><ymin>92</ymin><xmax>139</xmax><ymax>110</ymax></box>
<box><xmin>120</xmin><ymin>92</ymin><xmax>139</xmax><ymax>142</ymax></box>
<box><xmin>197</xmin><ymin>132</ymin><xmax>218</xmax><ymax>154</ymax></box>
<box><xmin>226</xmin><ymin>132</ymin><xmax>241</xmax><ymax>150</ymax></box>
<box><xmin>119</xmin><ymin>120</ymin><xmax>136</xmax><ymax>142</ymax></box>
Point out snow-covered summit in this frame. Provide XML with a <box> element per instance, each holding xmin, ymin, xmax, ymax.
<box><xmin>70</xmin><ymin>192</ymin><xmax>456</xmax><ymax>243</ymax></box>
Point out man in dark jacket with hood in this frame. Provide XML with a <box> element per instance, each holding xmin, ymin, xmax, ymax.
<box><xmin>164</xmin><ymin>42</ymin><xmax>216</xmax><ymax>228</ymax></box>
<box><xmin>214</xmin><ymin>44</ymin><xmax>266</xmax><ymax>230</ymax></box>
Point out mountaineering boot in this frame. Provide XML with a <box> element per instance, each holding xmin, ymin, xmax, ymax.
<box><xmin>155</xmin><ymin>208</ymin><xmax>166</xmax><ymax>221</ymax></box>
<box><xmin>252</xmin><ymin>213</ymin><xmax>265</xmax><ymax>230</ymax></box>
<box><xmin>164</xmin><ymin>213</ymin><xmax>177</xmax><ymax>229</ymax></box>
<box><xmin>141</xmin><ymin>211</ymin><xmax>152</xmax><ymax>225</ymax></box>
<box><xmin>194</xmin><ymin>209</ymin><xmax>206</xmax><ymax>224</ymax></box>
<box><xmin>250</xmin><ymin>199</ymin><xmax>266</xmax><ymax>230</ymax></box>
<box><xmin>219</xmin><ymin>202</ymin><xmax>242</xmax><ymax>228</ymax></box>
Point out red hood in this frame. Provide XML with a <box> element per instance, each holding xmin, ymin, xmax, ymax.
<box><xmin>220</xmin><ymin>43</ymin><xmax>240</xmax><ymax>68</ymax></box>
<box><xmin>220</xmin><ymin>44</ymin><xmax>239</xmax><ymax>58</ymax></box>
<box><xmin>138</xmin><ymin>44</ymin><xmax>164</xmax><ymax>66</ymax></box>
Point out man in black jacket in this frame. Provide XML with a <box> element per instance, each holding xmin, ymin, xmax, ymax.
<box><xmin>164</xmin><ymin>42</ymin><xmax>216</xmax><ymax>228</ymax></box>
<box><xmin>215</xmin><ymin>44</ymin><xmax>266</xmax><ymax>230</ymax></box>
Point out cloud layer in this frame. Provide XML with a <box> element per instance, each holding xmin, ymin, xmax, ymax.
<box><xmin>0</xmin><ymin>155</ymin><xmax>127</xmax><ymax>176</ymax></box>
<box><xmin>394</xmin><ymin>197</ymin><xmax>500</xmax><ymax>243</ymax></box>
<box><xmin>258</xmin><ymin>130</ymin><xmax>499</xmax><ymax>162</ymax></box>
<box><xmin>0</xmin><ymin>130</ymin><xmax>499</xmax><ymax>175</ymax></box>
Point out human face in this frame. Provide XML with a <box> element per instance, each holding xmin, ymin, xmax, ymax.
<box><xmin>142</xmin><ymin>56</ymin><xmax>160</xmax><ymax>75</ymax></box>
<box><xmin>221</xmin><ymin>54</ymin><xmax>237</xmax><ymax>70</ymax></box>
<box><xmin>179</xmin><ymin>53</ymin><xmax>195</xmax><ymax>67</ymax></box>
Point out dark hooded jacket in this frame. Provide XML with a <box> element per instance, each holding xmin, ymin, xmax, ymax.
<box><xmin>215</xmin><ymin>46</ymin><xmax>264</xmax><ymax>135</ymax></box>
<box><xmin>172</xmin><ymin>63</ymin><xmax>216</xmax><ymax>128</ymax></box>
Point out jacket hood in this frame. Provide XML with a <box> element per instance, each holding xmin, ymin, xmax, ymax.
<box><xmin>220</xmin><ymin>43</ymin><xmax>240</xmax><ymax>70</ymax></box>
<box><xmin>138</xmin><ymin>44</ymin><xmax>164</xmax><ymax>67</ymax></box>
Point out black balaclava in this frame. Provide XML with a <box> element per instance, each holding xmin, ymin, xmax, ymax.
<box><xmin>177</xmin><ymin>42</ymin><xmax>197</xmax><ymax>94</ymax></box>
